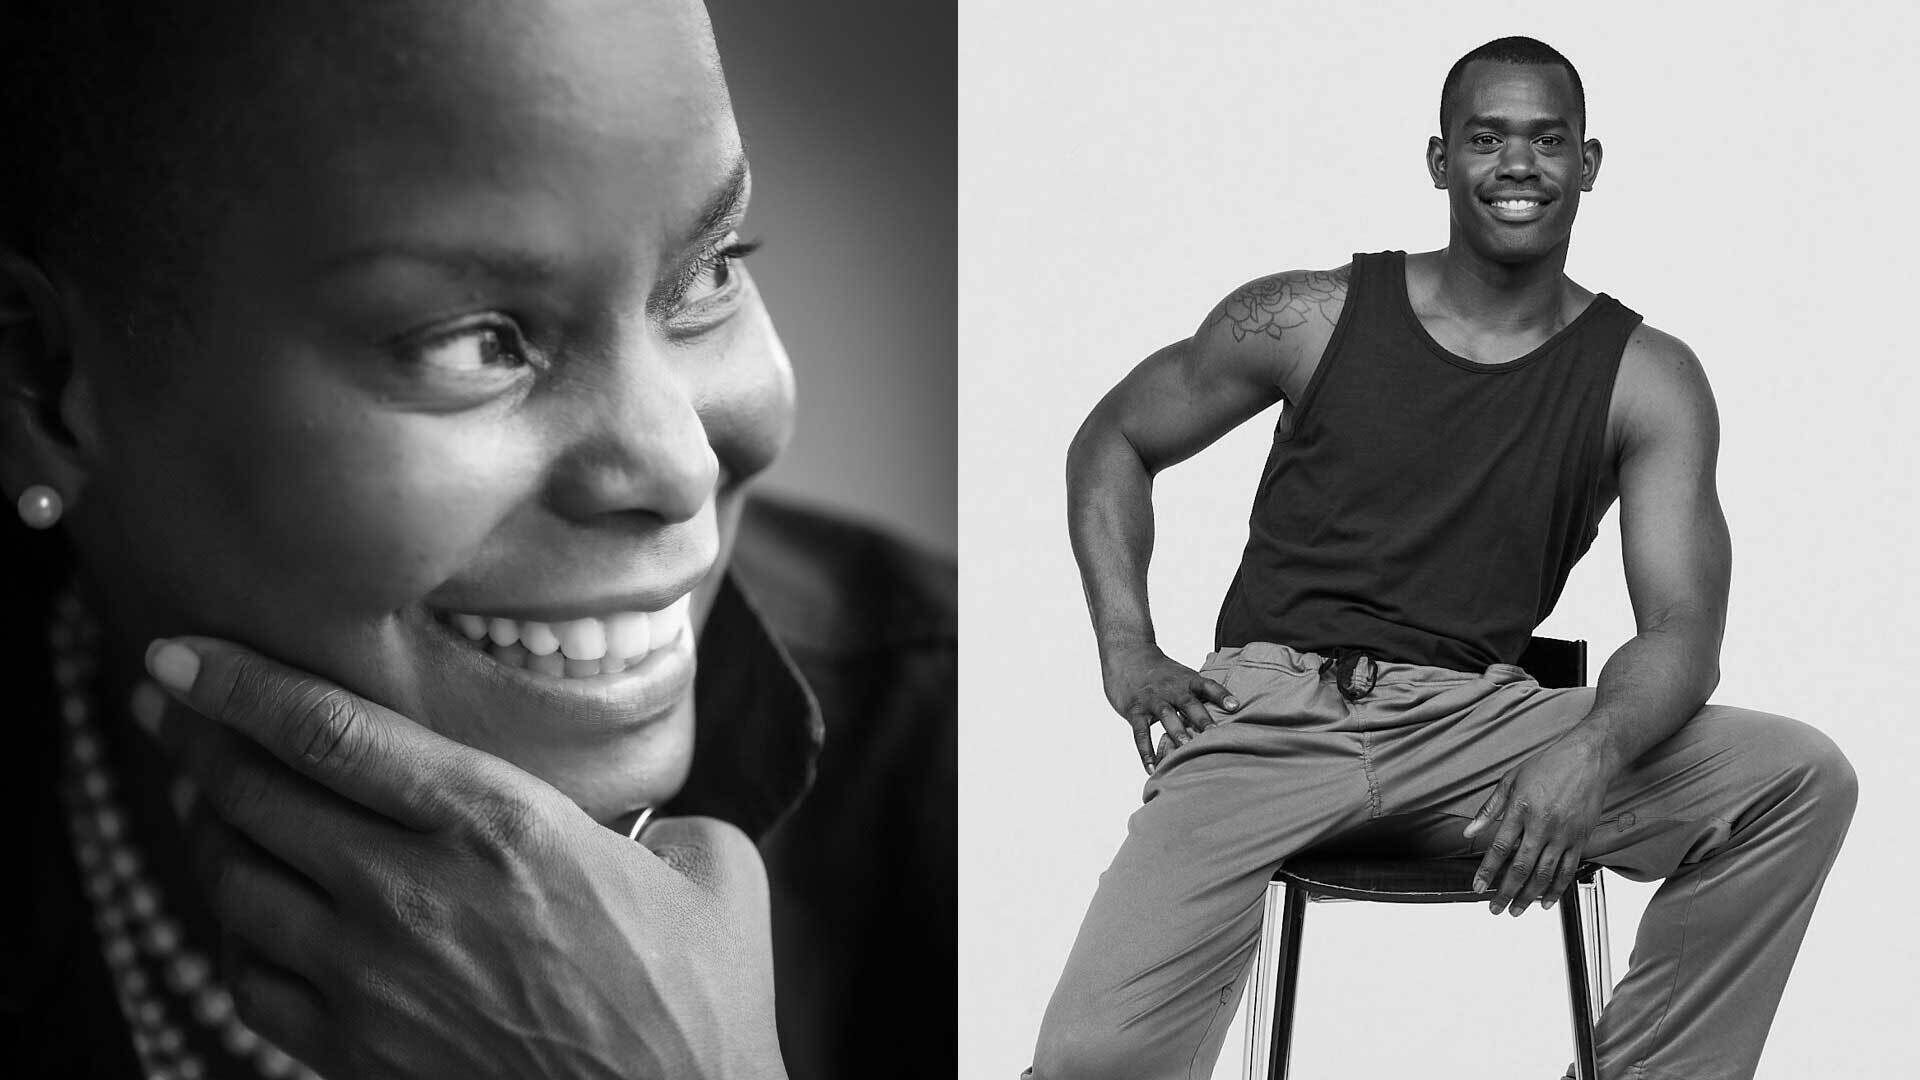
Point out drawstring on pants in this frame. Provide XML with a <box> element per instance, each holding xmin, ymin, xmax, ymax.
<box><xmin>1318</xmin><ymin>648</ymin><xmax>1378</xmax><ymax>701</ymax></box>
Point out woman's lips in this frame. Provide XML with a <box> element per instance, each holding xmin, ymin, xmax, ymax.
<box><xmin>416</xmin><ymin>594</ymin><xmax>699</xmax><ymax>732</ymax></box>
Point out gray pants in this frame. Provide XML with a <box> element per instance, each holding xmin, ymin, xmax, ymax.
<box><xmin>1028</xmin><ymin>643</ymin><xmax>1857</xmax><ymax>1080</ymax></box>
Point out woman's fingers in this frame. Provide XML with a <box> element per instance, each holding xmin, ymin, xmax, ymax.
<box><xmin>167</xmin><ymin>706</ymin><xmax>390</xmax><ymax>897</ymax></box>
<box><xmin>146</xmin><ymin>636</ymin><xmax>541</xmax><ymax>835</ymax></box>
<box><xmin>188</xmin><ymin>805</ymin><xmax>337</xmax><ymax>981</ymax></box>
<box><xmin>223</xmin><ymin>938</ymin><xmax>330</xmax><ymax>1076</ymax></box>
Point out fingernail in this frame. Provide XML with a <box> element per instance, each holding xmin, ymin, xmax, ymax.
<box><xmin>1472</xmin><ymin>877</ymin><xmax>1486</xmax><ymax>893</ymax></box>
<box><xmin>1224</xmin><ymin>697</ymin><xmax>1240</xmax><ymax>710</ymax></box>
<box><xmin>1542</xmin><ymin>899</ymin><xmax>1556</xmax><ymax>911</ymax></box>
<box><xmin>146</xmin><ymin>640</ymin><xmax>200</xmax><ymax>694</ymax></box>
<box><xmin>1488</xmin><ymin>901</ymin><xmax>1504</xmax><ymax>915</ymax></box>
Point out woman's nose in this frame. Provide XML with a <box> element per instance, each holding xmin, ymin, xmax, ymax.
<box><xmin>543</xmin><ymin>353</ymin><xmax>719</xmax><ymax>525</ymax></box>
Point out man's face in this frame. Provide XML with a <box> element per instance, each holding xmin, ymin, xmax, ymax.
<box><xmin>1428</xmin><ymin>61</ymin><xmax>1599</xmax><ymax>265</ymax></box>
<box><xmin>60</xmin><ymin>0</ymin><xmax>794</xmax><ymax>822</ymax></box>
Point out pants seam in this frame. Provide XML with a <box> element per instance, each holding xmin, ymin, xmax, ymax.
<box><xmin>1184</xmin><ymin>983</ymin><xmax>1232</xmax><ymax>1080</ymax></box>
<box><xmin>1357</xmin><ymin>732</ymin><xmax>1383</xmax><ymax>818</ymax></box>
<box><xmin>1631</xmin><ymin>860</ymin><xmax>1707</xmax><ymax>1076</ymax></box>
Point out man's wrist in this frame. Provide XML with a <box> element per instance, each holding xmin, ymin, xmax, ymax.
<box><xmin>1095</xmin><ymin>633</ymin><xmax>1158</xmax><ymax>666</ymax></box>
<box><xmin>1562</xmin><ymin>713</ymin><xmax>1629</xmax><ymax>778</ymax></box>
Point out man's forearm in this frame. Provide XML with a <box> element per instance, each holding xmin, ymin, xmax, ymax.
<box><xmin>1570</xmin><ymin>613</ymin><xmax>1723</xmax><ymax>774</ymax></box>
<box><xmin>1066</xmin><ymin>420</ymin><xmax>1158</xmax><ymax>659</ymax></box>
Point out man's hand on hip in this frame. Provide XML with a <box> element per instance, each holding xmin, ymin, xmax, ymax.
<box><xmin>1100</xmin><ymin>643</ymin><xmax>1240</xmax><ymax>775</ymax></box>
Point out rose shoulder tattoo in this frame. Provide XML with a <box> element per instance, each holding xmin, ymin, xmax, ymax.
<box><xmin>1202</xmin><ymin>266</ymin><xmax>1350</xmax><ymax>343</ymax></box>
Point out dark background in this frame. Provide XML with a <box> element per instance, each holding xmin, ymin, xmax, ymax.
<box><xmin>707</xmin><ymin>1</ymin><xmax>955</xmax><ymax>556</ymax></box>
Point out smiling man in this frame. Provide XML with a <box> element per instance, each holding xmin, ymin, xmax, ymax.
<box><xmin>1029</xmin><ymin>36</ymin><xmax>1854</xmax><ymax>1080</ymax></box>
<box><xmin>0</xmin><ymin>2</ymin><xmax>951</xmax><ymax>1079</ymax></box>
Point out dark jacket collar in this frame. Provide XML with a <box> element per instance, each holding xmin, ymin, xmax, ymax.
<box><xmin>669</xmin><ymin>571</ymin><xmax>824</xmax><ymax>839</ymax></box>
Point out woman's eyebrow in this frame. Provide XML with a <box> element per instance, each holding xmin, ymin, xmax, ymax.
<box><xmin>311</xmin><ymin>156</ymin><xmax>750</xmax><ymax>287</ymax></box>
<box><xmin>686</xmin><ymin>154</ymin><xmax>752</xmax><ymax>248</ymax></box>
<box><xmin>315</xmin><ymin>242</ymin><xmax>565</xmax><ymax>286</ymax></box>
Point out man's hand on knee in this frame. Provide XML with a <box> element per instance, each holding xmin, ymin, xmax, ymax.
<box><xmin>1099</xmin><ymin>643</ymin><xmax>1240</xmax><ymax>774</ymax></box>
<box><xmin>1463</xmin><ymin>732</ymin><xmax>1613</xmax><ymax>915</ymax></box>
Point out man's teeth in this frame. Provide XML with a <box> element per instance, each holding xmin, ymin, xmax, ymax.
<box><xmin>445</xmin><ymin>600</ymin><xmax>686</xmax><ymax>672</ymax></box>
<box><xmin>1492</xmin><ymin>199</ymin><xmax>1542</xmax><ymax>210</ymax></box>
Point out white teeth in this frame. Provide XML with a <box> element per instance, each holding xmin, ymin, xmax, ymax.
<box><xmin>604</xmin><ymin>611</ymin><xmax>651</xmax><ymax>660</ymax></box>
<box><xmin>520</xmin><ymin>621</ymin><xmax>560</xmax><ymax>657</ymax></box>
<box><xmin>1492</xmin><ymin>199</ymin><xmax>1541</xmax><ymax>210</ymax></box>
<box><xmin>446</xmin><ymin>599</ymin><xmax>690</xmax><ymax>678</ymax></box>
<box><xmin>660</xmin><ymin>596</ymin><xmax>692</xmax><ymax>642</ymax></box>
<box><xmin>556</xmin><ymin>618</ymin><xmax>608</xmax><ymax>661</ymax></box>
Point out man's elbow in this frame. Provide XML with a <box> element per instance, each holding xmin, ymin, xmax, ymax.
<box><xmin>1066</xmin><ymin>409</ymin><xmax>1141</xmax><ymax>486</ymax></box>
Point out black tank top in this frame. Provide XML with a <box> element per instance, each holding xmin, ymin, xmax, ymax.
<box><xmin>1213</xmin><ymin>250</ymin><xmax>1642</xmax><ymax>671</ymax></box>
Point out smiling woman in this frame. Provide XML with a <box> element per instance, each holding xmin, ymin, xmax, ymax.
<box><xmin>0</xmin><ymin>2</ymin><xmax>954</xmax><ymax>1079</ymax></box>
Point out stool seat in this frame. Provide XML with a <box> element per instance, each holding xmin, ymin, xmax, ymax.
<box><xmin>1276</xmin><ymin>854</ymin><xmax>1490</xmax><ymax>902</ymax></box>
<box><xmin>1277</xmin><ymin>854</ymin><xmax>1607</xmax><ymax>904</ymax></box>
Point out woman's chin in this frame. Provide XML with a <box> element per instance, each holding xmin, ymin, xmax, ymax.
<box><xmin>482</xmin><ymin>692</ymin><xmax>698</xmax><ymax>826</ymax></box>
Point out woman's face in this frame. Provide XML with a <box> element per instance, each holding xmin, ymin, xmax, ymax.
<box><xmin>55</xmin><ymin>0</ymin><xmax>793</xmax><ymax>821</ymax></box>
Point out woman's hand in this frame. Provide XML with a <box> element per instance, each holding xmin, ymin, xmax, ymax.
<box><xmin>144</xmin><ymin>636</ymin><xmax>787</xmax><ymax>1080</ymax></box>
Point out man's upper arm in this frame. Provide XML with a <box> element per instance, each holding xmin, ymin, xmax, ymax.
<box><xmin>1614</xmin><ymin>324</ymin><xmax>1731</xmax><ymax>638</ymax></box>
<box><xmin>1081</xmin><ymin>268</ymin><xmax>1348</xmax><ymax>474</ymax></box>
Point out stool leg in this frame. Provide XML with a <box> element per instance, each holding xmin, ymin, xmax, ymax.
<box><xmin>1265</xmin><ymin>885</ymin><xmax>1307</xmax><ymax>1080</ymax></box>
<box><xmin>1578</xmin><ymin>869</ymin><xmax>1613</xmax><ymax>1016</ymax></box>
<box><xmin>1558</xmin><ymin>878</ymin><xmax>1601</xmax><ymax>1080</ymax></box>
<box><xmin>1245</xmin><ymin>881</ymin><xmax>1280</xmax><ymax>1080</ymax></box>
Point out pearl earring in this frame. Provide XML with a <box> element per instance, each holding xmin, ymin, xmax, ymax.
<box><xmin>16</xmin><ymin>483</ymin><xmax>62</xmax><ymax>529</ymax></box>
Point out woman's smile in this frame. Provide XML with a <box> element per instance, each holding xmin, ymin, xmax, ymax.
<box><xmin>417</xmin><ymin>595</ymin><xmax>698</xmax><ymax>731</ymax></box>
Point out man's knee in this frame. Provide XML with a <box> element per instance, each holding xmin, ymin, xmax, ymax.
<box><xmin>1746</xmin><ymin>712</ymin><xmax>1859</xmax><ymax>830</ymax></box>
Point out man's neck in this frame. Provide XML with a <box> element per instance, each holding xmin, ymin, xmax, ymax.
<box><xmin>1425</xmin><ymin>238</ymin><xmax>1574</xmax><ymax>332</ymax></box>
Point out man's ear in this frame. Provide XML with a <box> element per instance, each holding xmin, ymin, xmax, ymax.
<box><xmin>1426</xmin><ymin>134</ymin><xmax>1448</xmax><ymax>190</ymax></box>
<box><xmin>1579</xmin><ymin>137</ymin><xmax>1603</xmax><ymax>193</ymax></box>
<box><xmin>0</xmin><ymin>250</ymin><xmax>95</xmax><ymax>516</ymax></box>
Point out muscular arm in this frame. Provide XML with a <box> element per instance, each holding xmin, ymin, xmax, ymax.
<box><xmin>1469</xmin><ymin>323</ymin><xmax>1730</xmax><ymax>913</ymax></box>
<box><xmin>1064</xmin><ymin>268</ymin><xmax>1347</xmax><ymax>768</ymax></box>
<box><xmin>1577</xmin><ymin>326</ymin><xmax>1730</xmax><ymax>770</ymax></box>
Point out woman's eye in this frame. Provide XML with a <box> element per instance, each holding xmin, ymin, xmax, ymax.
<box><xmin>405</xmin><ymin>323</ymin><xmax>531</xmax><ymax>374</ymax></box>
<box><xmin>677</xmin><ymin>233</ymin><xmax>760</xmax><ymax>311</ymax></box>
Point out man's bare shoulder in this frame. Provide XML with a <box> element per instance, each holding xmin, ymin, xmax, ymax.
<box><xmin>1619</xmin><ymin>321</ymin><xmax>1713</xmax><ymax>400</ymax></box>
<box><xmin>1613</xmin><ymin>321</ymin><xmax>1718</xmax><ymax>453</ymax></box>
<box><xmin>1195</xmin><ymin>265</ymin><xmax>1353</xmax><ymax>346</ymax></box>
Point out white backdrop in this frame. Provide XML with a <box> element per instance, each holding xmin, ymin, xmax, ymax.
<box><xmin>959</xmin><ymin>2</ymin><xmax>1919</xmax><ymax>1077</ymax></box>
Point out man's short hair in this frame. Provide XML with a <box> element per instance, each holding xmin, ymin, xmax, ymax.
<box><xmin>1438</xmin><ymin>36</ymin><xmax>1586</xmax><ymax>137</ymax></box>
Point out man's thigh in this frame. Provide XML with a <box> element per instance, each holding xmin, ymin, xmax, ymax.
<box><xmin>1581</xmin><ymin>704</ymin><xmax>1854</xmax><ymax>878</ymax></box>
<box><xmin>1365</xmin><ymin>680</ymin><xmax>1851</xmax><ymax>877</ymax></box>
<box><xmin>1036</xmin><ymin>667</ymin><xmax>1376</xmax><ymax>1064</ymax></box>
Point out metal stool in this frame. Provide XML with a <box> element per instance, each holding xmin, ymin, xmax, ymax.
<box><xmin>1243</xmin><ymin>637</ymin><xmax>1614</xmax><ymax>1080</ymax></box>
